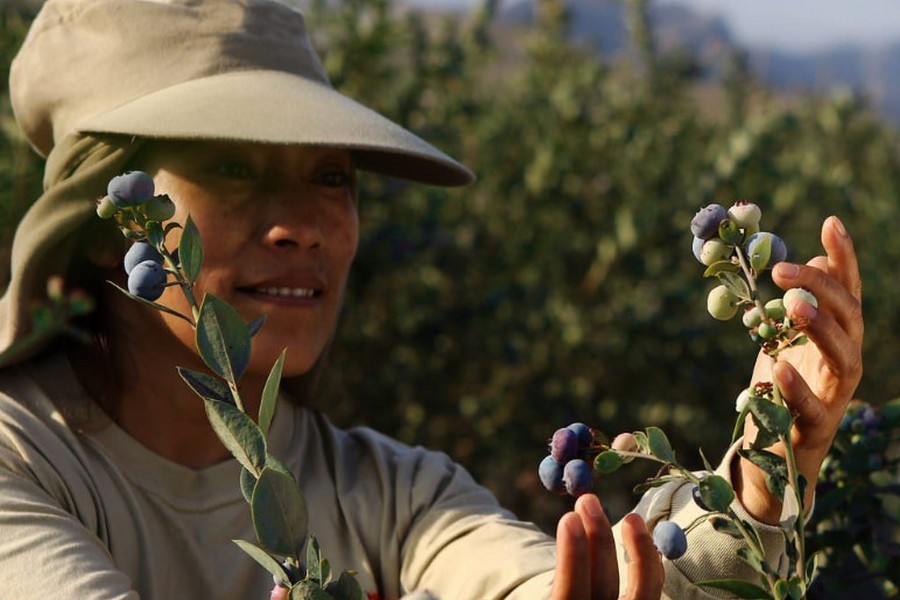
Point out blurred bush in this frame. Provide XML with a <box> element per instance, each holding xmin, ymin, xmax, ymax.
<box><xmin>1</xmin><ymin>0</ymin><xmax>898</xmax><ymax>595</ymax></box>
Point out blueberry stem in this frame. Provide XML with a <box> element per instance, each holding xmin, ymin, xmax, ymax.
<box><xmin>733</xmin><ymin>244</ymin><xmax>774</xmax><ymax>329</ymax></box>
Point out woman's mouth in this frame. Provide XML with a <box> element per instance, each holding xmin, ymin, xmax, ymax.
<box><xmin>252</xmin><ymin>286</ymin><xmax>319</xmax><ymax>299</ymax></box>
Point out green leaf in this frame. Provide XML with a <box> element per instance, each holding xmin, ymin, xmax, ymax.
<box><xmin>774</xmin><ymin>579</ymin><xmax>789</xmax><ymax>600</ymax></box>
<box><xmin>320</xmin><ymin>559</ymin><xmax>332</xmax><ymax>586</ymax></box>
<box><xmin>306</xmin><ymin>535</ymin><xmax>323</xmax><ymax>583</ymax></box>
<box><xmin>703</xmin><ymin>260</ymin><xmax>740</xmax><ymax>277</ymax></box>
<box><xmin>788</xmin><ymin>576</ymin><xmax>805</xmax><ymax>599</ymax></box>
<box><xmin>324</xmin><ymin>572</ymin><xmax>364</xmax><ymax>600</ymax></box>
<box><xmin>177</xmin><ymin>367</ymin><xmax>233</xmax><ymax>404</ymax></box>
<box><xmin>196</xmin><ymin>294</ymin><xmax>252</xmax><ymax>383</ymax></box>
<box><xmin>251</xmin><ymin>467</ymin><xmax>309</xmax><ymax>558</ymax></box>
<box><xmin>266</xmin><ymin>453</ymin><xmax>296</xmax><ymax>480</ymax></box>
<box><xmin>710</xmin><ymin>516</ymin><xmax>744</xmax><ymax>539</ymax></box>
<box><xmin>698</xmin><ymin>579</ymin><xmax>772</xmax><ymax>599</ymax></box>
<box><xmin>240</xmin><ymin>467</ymin><xmax>256</xmax><ymax>503</ymax></box>
<box><xmin>204</xmin><ymin>398</ymin><xmax>267</xmax><ymax>475</ymax></box>
<box><xmin>737</xmin><ymin>448</ymin><xmax>787</xmax><ymax>498</ymax></box>
<box><xmin>780</xmin><ymin>482</ymin><xmax>800</xmax><ymax>532</ymax></box>
<box><xmin>748</xmin><ymin>396</ymin><xmax>792</xmax><ymax>437</ymax></box>
<box><xmin>232</xmin><ymin>539</ymin><xmax>290</xmax><ymax>586</ymax></box>
<box><xmin>632</xmin><ymin>474</ymin><xmax>684</xmax><ymax>495</ymax></box>
<box><xmin>593</xmin><ymin>450</ymin><xmax>623</xmax><ymax>474</ymax></box>
<box><xmin>718</xmin><ymin>270</ymin><xmax>752</xmax><ymax>303</ymax></box>
<box><xmin>259</xmin><ymin>349</ymin><xmax>286</xmax><ymax>435</ymax></box>
<box><xmin>632</xmin><ymin>430</ymin><xmax>650</xmax><ymax>453</ymax></box>
<box><xmin>698</xmin><ymin>474</ymin><xmax>735</xmax><ymax>513</ymax></box>
<box><xmin>718</xmin><ymin>218</ymin><xmax>743</xmax><ymax>244</ymax></box>
<box><xmin>748</xmin><ymin>233</ymin><xmax>772</xmax><ymax>271</ymax></box>
<box><xmin>646</xmin><ymin>426</ymin><xmax>676</xmax><ymax>463</ymax></box>
<box><xmin>805</xmin><ymin>553</ymin><xmax>818</xmax><ymax>582</ymax></box>
<box><xmin>179</xmin><ymin>215</ymin><xmax>203</xmax><ymax>283</ymax></box>
<box><xmin>290</xmin><ymin>581</ymin><xmax>331</xmax><ymax>600</ymax></box>
<box><xmin>248</xmin><ymin>315</ymin><xmax>267</xmax><ymax>337</ymax></box>
<box><xmin>737</xmin><ymin>546</ymin><xmax>775</xmax><ymax>577</ymax></box>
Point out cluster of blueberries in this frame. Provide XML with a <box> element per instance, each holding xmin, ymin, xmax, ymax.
<box><xmin>691</xmin><ymin>201</ymin><xmax>816</xmax><ymax>349</ymax></box>
<box><xmin>537</xmin><ymin>424</ymin><xmax>689</xmax><ymax>560</ymax></box>
<box><xmin>97</xmin><ymin>171</ymin><xmax>175</xmax><ymax>301</ymax></box>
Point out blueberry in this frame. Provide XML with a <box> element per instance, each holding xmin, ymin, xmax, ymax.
<box><xmin>611</xmin><ymin>432</ymin><xmax>638</xmax><ymax>463</ymax></box>
<box><xmin>690</xmin><ymin>204</ymin><xmax>728</xmax><ymax>240</ymax></box>
<box><xmin>653</xmin><ymin>520</ymin><xmax>688</xmax><ymax>559</ymax></box>
<box><xmin>727</xmin><ymin>201</ymin><xmax>761</xmax><ymax>230</ymax></box>
<box><xmin>566</xmin><ymin>422</ymin><xmax>593</xmax><ymax>449</ymax></box>
<box><xmin>550</xmin><ymin>428</ymin><xmax>579</xmax><ymax>463</ymax></box>
<box><xmin>782</xmin><ymin>288</ymin><xmax>818</xmax><ymax>314</ymax></box>
<box><xmin>124</xmin><ymin>241</ymin><xmax>164</xmax><ymax>275</ymax></box>
<box><xmin>127</xmin><ymin>260</ymin><xmax>167</xmax><ymax>301</ymax></box>
<box><xmin>744</xmin><ymin>232</ymin><xmax>787</xmax><ymax>270</ymax></box>
<box><xmin>539</xmin><ymin>455</ymin><xmax>566</xmax><ymax>495</ymax></box>
<box><xmin>765</xmin><ymin>298</ymin><xmax>786</xmax><ymax>321</ymax></box>
<box><xmin>707</xmin><ymin>285</ymin><xmax>739</xmax><ymax>321</ymax></box>
<box><xmin>108</xmin><ymin>171</ymin><xmax>155</xmax><ymax>207</ymax></box>
<box><xmin>699</xmin><ymin>238</ymin><xmax>733</xmax><ymax>266</ymax></box>
<box><xmin>563</xmin><ymin>459</ymin><xmax>593</xmax><ymax>496</ymax></box>
<box><xmin>691</xmin><ymin>236</ymin><xmax>705</xmax><ymax>264</ymax></box>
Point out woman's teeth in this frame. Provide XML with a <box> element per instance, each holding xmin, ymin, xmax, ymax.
<box><xmin>254</xmin><ymin>287</ymin><xmax>316</xmax><ymax>298</ymax></box>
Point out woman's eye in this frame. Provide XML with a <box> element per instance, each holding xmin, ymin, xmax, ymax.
<box><xmin>213</xmin><ymin>161</ymin><xmax>254</xmax><ymax>179</ymax></box>
<box><xmin>318</xmin><ymin>169</ymin><xmax>355</xmax><ymax>188</ymax></box>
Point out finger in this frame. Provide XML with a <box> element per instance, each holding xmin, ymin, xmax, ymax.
<box><xmin>619</xmin><ymin>514</ymin><xmax>664</xmax><ymax>600</ymax></box>
<box><xmin>773</xmin><ymin>362</ymin><xmax>830</xmax><ymax>433</ymax></box>
<box><xmin>551</xmin><ymin>512</ymin><xmax>591</xmax><ymax>600</ymax></box>
<box><xmin>270</xmin><ymin>584</ymin><xmax>290</xmax><ymax>600</ymax></box>
<box><xmin>821</xmin><ymin>215</ymin><xmax>862</xmax><ymax>302</ymax></box>
<box><xmin>772</xmin><ymin>261</ymin><xmax>862</xmax><ymax>344</ymax></box>
<box><xmin>574</xmin><ymin>494</ymin><xmax>618</xmax><ymax>600</ymax></box>
<box><xmin>786</xmin><ymin>301</ymin><xmax>862</xmax><ymax>385</ymax></box>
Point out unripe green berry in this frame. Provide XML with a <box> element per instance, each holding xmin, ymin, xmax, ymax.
<box><xmin>707</xmin><ymin>285</ymin><xmax>739</xmax><ymax>320</ymax></box>
<box><xmin>765</xmin><ymin>298</ymin><xmax>786</xmax><ymax>321</ymax></box>
<box><xmin>742</xmin><ymin>306</ymin><xmax>762</xmax><ymax>328</ymax></box>
<box><xmin>783</xmin><ymin>288</ymin><xmax>818</xmax><ymax>313</ymax></box>
<box><xmin>611</xmin><ymin>432</ymin><xmax>638</xmax><ymax>463</ymax></box>
<box><xmin>142</xmin><ymin>195</ymin><xmax>176</xmax><ymax>221</ymax></box>
<box><xmin>96</xmin><ymin>196</ymin><xmax>118</xmax><ymax>219</ymax></box>
<box><xmin>758</xmin><ymin>322</ymin><xmax>776</xmax><ymax>339</ymax></box>
<box><xmin>735</xmin><ymin>388</ymin><xmax>752</xmax><ymax>413</ymax></box>
<box><xmin>727</xmin><ymin>201</ymin><xmax>761</xmax><ymax>229</ymax></box>
<box><xmin>700</xmin><ymin>238</ymin><xmax>733</xmax><ymax>266</ymax></box>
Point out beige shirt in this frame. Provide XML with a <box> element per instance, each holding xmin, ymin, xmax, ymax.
<box><xmin>0</xmin><ymin>352</ymin><xmax>787</xmax><ymax>599</ymax></box>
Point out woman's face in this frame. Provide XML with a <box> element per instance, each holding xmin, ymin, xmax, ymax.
<box><xmin>122</xmin><ymin>140</ymin><xmax>359</xmax><ymax>378</ymax></box>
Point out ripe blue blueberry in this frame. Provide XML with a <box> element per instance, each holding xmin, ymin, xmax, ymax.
<box><xmin>108</xmin><ymin>171</ymin><xmax>155</xmax><ymax>207</ymax></box>
<box><xmin>566</xmin><ymin>422</ymin><xmax>593</xmax><ymax>449</ymax></box>
<box><xmin>539</xmin><ymin>455</ymin><xmax>566</xmax><ymax>495</ymax></box>
<box><xmin>124</xmin><ymin>241</ymin><xmax>164</xmax><ymax>275</ymax></box>
<box><xmin>550</xmin><ymin>428</ymin><xmax>579</xmax><ymax>463</ymax></box>
<box><xmin>691</xmin><ymin>236</ymin><xmax>705</xmax><ymax>264</ymax></box>
<box><xmin>652</xmin><ymin>520</ymin><xmax>688</xmax><ymax>559</ymax></box>
<box><xmin>690</xmin><ymin>204</ymin><xmax>728</xmax><ymax>240</ymax></box>
<box><xmin>127</xmin><ymin>260</ymin><xmax>167</xmax><ymax>301</ymax></box>
<box><xmin>563</xmin><ymin>459</ymin><xmax>593</xmax><ymax>496</ymax></box>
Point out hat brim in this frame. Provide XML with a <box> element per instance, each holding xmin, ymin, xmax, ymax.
<box><xmin>76</xmin><ymin>70</ymin><xmax>475</xmax><ymax>187</ymax></box>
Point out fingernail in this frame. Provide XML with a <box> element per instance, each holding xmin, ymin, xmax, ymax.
<box><xmin>791</xmin><ymin>299</ymin><xmax>818</xmax><ymax>320</ymax></box>
<box><xmin>775</xmin><ymin>263</ymin><xmax>800</xmax><ymax>279</ymax></box>
<box><xmin>585</xmin><ymin>495</ymin><xmax>602</xmax><ymax>518</ymax></box>
<box><xmin>831</xmin><ymin>216</ymin><xmax>848</xmax><ymax>238</ymax></box>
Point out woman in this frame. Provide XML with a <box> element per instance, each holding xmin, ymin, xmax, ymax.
<box><xmin>0</xmin><ymin>0</ymin><xmax>863</xmax><ymax>599</ymax></box>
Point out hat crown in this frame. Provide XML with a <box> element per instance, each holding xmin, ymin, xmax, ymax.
<box><xmin>11</xmin><ymin>0</ymin><xmax>331</xmax><ymax>156</ymax></box>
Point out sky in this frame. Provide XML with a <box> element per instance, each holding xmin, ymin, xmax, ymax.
<box><xmin>409</xmin><ymin>0</ymin><xmax>900</xmax><ymax>53</ymax></box>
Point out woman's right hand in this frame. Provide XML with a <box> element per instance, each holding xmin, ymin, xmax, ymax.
<box><xmin>551</xmin><ymin>494</ymin><xmax>664</xmax><ymax>600</ymax></box>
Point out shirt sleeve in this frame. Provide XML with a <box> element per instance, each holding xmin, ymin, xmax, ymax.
<box><xmin>0</xmin><ymin>387</ymin><xmax>139</xmax><ymax>600</ymax></box>
<box><xmin>613</xmin><ymin>438</ymin><xmax>790</xmax><ymax>599</ymax></box>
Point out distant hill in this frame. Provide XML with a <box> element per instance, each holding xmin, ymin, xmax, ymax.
<box><xmin>499</xmin><ymin>0</ymin><xmax>900</xmax><ymax>123</ymax></box>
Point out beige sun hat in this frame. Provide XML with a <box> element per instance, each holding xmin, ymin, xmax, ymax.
<box><xmin>11</xmin><ymin>0</ymin><xmax>475</xmax><ymax>187</ymax></box>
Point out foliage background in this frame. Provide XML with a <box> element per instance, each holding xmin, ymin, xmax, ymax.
<box><xmin>1</xmin><ymin>0</ymin><xmax>897</xmax><ymax>597</ymax></box>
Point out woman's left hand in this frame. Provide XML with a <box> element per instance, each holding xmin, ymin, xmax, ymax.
<box><xmin>735</xmin><ymin>216</ymin><xmax>863</xmax><ymax>524</ymax></box>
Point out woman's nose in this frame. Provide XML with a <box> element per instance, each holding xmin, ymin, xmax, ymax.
<box><xmin>260</xmin><ymin>197</ymin><xmax>325</xmax><ymax>251</ymax></box>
